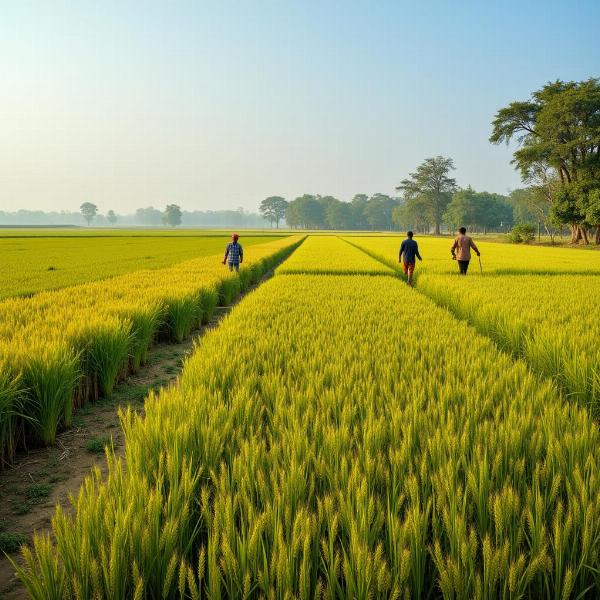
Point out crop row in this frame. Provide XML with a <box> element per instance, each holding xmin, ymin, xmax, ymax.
<box><xmin>343</xmin><ymin>235</ymin><xmax>600</xmax><ymax>275</ymax></box>
<box><xmin>1</xmin><ymin>234</ymin><xmax>283</xmax><ymax>299</ymax></box>
<box><xmin>15</xmin><ymin>272</ymin><xmax>600</xmax><ymax>598</ymax></box>
<box><xmin>276</xmin><ymin>236</ymin><xmax>394</xmax><ymax>275</ymax></box>
<box><xmin>0</xmin><ymin>236</ymin><xmax>303</xmax><ymax>466</ymax></box>
<box><xmin>344</xmin><ymin>236</ymin><xmax>600</xmax><ymax>413</ymax></box>
<box><xmin>416</xmin><ymin>273</ymin><xmax>600</xmax><ymax>412</ymax></box>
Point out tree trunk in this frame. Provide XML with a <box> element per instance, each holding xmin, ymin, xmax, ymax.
<box><xmin>595</xmin><ymin>225</ymin><xmax>600</xmax><ymax>245</ymax></box>
<box><xmin>570</xmin><ymin>224</ymin><xmax>577</xmax><ymax>243</ymax></box>
<box><xmin>582</xmin><ymin>227</ymin><xmax>590</xmax><ymax>245</ymax></box>
<box><xmin>435</xmin><ymin>222</ymin><xmax>440</xmax><ymax>236</ymax></box>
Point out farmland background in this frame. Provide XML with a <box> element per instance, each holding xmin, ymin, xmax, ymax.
<box><xmin>2</xmin><ymin>231</ymin><xmax>600</xmax><ymax>599</ymax></box>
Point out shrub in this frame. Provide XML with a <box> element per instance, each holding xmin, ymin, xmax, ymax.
<box><xmin>508</xmin><ymin>223</ymin><xmax>536</xmax><ymax>243</ymax></box>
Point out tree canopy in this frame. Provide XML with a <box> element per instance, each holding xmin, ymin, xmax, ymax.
<box><xmin>259</xmin><ymin>196</ymin><xmax>288</xmax><ymax>228</ymax></box>
<box><xmin>163</xmin><ymin>204</ymin><xmax>182</xmax><ymax>227</ymax></box>
<box><xmin>285</xmin><ymin>194</ymin><xmax>400</xmax><ymax>230</ymax></box>
<box><xmin>396</xmin><ymin>156</ymin><xmax>457</xmax><ymax>235</ymax></box>
<box><xmin>490</xmin><ymin>78</ymin><xmax>600</xmax><ymax>243</ymax></box>
<box><xmin>79</xmin><ymin>202</ymin><xmax>98</xmax><ymax>225</ymax></box>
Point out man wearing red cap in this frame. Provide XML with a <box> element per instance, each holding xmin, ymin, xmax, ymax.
<box><xmin>222</xmin><ymin>233</ymin><xmax>243</xmax><ymax>272</ymax></box>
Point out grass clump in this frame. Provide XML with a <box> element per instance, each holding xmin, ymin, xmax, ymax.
<box><xmin>85</xmin><ymin>436</ymin><xmax>112</xmax><ymax>454</ymax></box>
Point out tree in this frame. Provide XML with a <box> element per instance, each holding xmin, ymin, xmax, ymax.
<box><xmin>163</xmin><ymin>204</ymin><xmax>182</xmax><ymax>227</ymax></box>
<box><xmin>325</xmin><ymin>199</ymin><xmax>353</xmax><ymax>230</ymax></box>
<box><xmin>585</xmin><ymin>188</ymin><xmax>600</xmax><ymax>245</ymax></box>
<box><xmin>286</xmin><ymin>195</ymin><xmax>325</xmax><ymax>229</ymax></box>
<box><xmin>365</xmin><ymin>194</ymin><xmax>399</xmax><ymax>230</ymax></box>
<box><xmin>107</xmin><ymin>210</ymin><xmax>118</xmax><ymax>225</ymax></box>
<box><xmin>136</xmin><ymin>207</ymin><xmax>164</xmax><ymax>225</ymax></box>
<box><xmin>508</xmin><ymin>184</ymin><xmax>557</xmax><ymax>240</ymax></box>
<box><xmin>350</xmin><ymin>194</ymin><xmax>369</xmax><ymax>230</ymax></box>
<box><xmin>396</xmin><ymin>157</ymin><xmax>457</xmax><ymax>235</ymax></box>
<box><xmin>444</xmin><ymin>188</ymin><xmax>513</xmax><ymax>233</ymax></box>
<box><xmin>80</xmin><ymin>202</ymin><xmax>98</xmax><ymax>226</ymax></box>
<box><xmin>259</xmin><ymin>196</ymin><xmax>288</xmax><ymax>228</ymax></box>
<box><xmin>392</xmin><ymin>197</ymin><xmax>430</xmax><ymax>232</ymax></box>
<box><xmin>490</xmin><ymin>78</ymin><xmax>600</xmax><ymax>243</ymax></box>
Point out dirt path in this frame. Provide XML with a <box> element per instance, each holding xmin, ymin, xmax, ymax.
<box><xmin>0</xmin><ymin>293</ymin><xmax>244</xmax><ymax>598</ymax></box>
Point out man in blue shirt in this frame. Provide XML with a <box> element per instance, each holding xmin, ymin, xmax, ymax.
<box><xmin>399</xmin><ymin>231</ymin><xmax>422</xmax><ymax>286</ymax></box>
<box><xmin>222</xmin><ymin>233</ymin><xmax>244</xmax><ymax>272</ymax></box>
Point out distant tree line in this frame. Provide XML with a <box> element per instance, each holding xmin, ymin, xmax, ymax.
<box><xmin>0</xmin><ymin>205</ymin><xmax>265</xmax><ymax>228</ymax></box>
<box><xmin>491</xmin><ymin>78</ymin><xmax>600</xmax><ymax>244</ymax></box>
<box><xmin>255</xmin><ymin>186</ymin><xmax>518</xmax><ymax>233</ymax></box>
<box><xmin>281</xmin><ymin>193</ymin><xmax>401</xmax><ymax>230</ymax></box>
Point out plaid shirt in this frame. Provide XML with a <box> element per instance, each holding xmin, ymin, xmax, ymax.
<box><xmin>225</xmin><ymin>242</ymin><xmax>243</xmax><ymax>264</ymax></box>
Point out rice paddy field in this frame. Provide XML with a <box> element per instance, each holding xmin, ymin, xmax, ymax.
<box><xmin>0</xmin><ymin>232</ymin><xmax>284</xmax><ymax>299</ymax></box>
<box><xmin>3</xmin><ymin>232</ymin><xmax>600</xmax><ymax>599</ymax></box>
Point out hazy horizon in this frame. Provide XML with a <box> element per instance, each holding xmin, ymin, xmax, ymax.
<box><xmin>2</xmin><ymin>1</ymin><xmax>599</xmax><ymax>214</ymax></box>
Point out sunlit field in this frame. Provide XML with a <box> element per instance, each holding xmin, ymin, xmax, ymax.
<box><xmin>0</xmin><ymin>232</ymin><xmax>286</xmax><ymax>299</ymax></box>
<box><xmin>5</xmin><ymin>233</ymin><xmax>600</xmax><ymax>599</ymax></box>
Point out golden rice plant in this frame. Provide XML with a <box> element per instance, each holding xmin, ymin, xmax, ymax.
<box><xmin>277</xmin><ymin>236</ymin><xmax>394</xmax><ymax>276</ymax></box>
<box><xmin>0</xmin><ymin>235</ymin><xmax>303</xmax><ymax>462</ymax></box>
<box><xmin>15</xmin><ymin>271</ymin><xmax>600</xmax><ymax>598</ymax></box>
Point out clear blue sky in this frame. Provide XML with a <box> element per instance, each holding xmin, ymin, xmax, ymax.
<box><xmin>1</xmin><ymin>0</ymin><xmax>599</xmax><ymax>213</ymax></box>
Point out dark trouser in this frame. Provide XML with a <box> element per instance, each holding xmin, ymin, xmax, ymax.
<box><xmin>458</xmin><ymin>260</ymin><xmax>470</xmax><ymax>275</ymax></box>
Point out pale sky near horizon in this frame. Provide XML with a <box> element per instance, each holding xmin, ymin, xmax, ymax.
<box><xmin>1</xmin><ymin>1</ymin><xmax>599</xmax><ymax>214</ymax></box>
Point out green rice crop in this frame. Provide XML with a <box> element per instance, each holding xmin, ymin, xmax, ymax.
<box><xmin>15</xmin><ymin>270</ymin><xmax>600</xmax><ymax>598</ymax></box>
<box><xmin>0</xmin><ymin>234</ymin><xmax>285</xmax><ymax>299</ymax></box>
<box><xmin>347</xmin><ymin>235</ymin><xmax>600</xmax><ymax>412</ymax></box>
<box><xmin>344</xmin><ymin>234</ymin><xmax>600</xmax><ymax>275</ymax></box>
<box><xmin>277</xmin><ymin>235</ymin><xmax>394</xmax><ymax>275</ymax></box>
<box><xmin>0</xmin><ymin>236</ymin><xmax>303</xmax><ymax>462</ymax></box>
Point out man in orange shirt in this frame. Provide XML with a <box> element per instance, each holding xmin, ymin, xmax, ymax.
<box><xmin>451</xmin><ymin>227</ymin><xmax>480</xmax><ymax>275</ymax></box>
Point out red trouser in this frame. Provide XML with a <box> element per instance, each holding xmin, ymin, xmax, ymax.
<box><xmin>402</xmin><ymin>261</ymin><xmax>415</xmax><ymax>275</ymax></box>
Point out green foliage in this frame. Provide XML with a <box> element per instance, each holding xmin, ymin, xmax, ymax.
<box><xmin>0</xmin><ymin>531</ymin><xmax>28</xmax><ymax>553</ymax></box>
<box><xmin>285</xmin><ymin>194</ymin><xmax>401</xmax><ymax>230</ymax></box>
<box><xmin>508</xmin><ymin>223</ymin><xmax>536</xmax><ymax>243</ymax></box>
<box><xmin>259</xmin><ymin>196</ymin><xmax>288</xmax><ymax>228</ymax></box>
<box><xmin>79</xmin><ymin>203</ymin><xmax>98</xmax><ymax>226</ymax></box>
<box><xmin>396</xmin><ymin>156</ymin><xmax>457</xmax><ymax>234</ymax></box>
<box><xmin>25</xmin><ymin>483</ymin><xmax>52</xmax><ymax>503</ymax></box>
<box><xmin>491</xmin><ymin>78</ymin><xmax>600</xmax><ymax>233</ymax></box>
<box><xmin>0</xmin><ymin>360</ymin><xmax>26</xmax><ymax>466</ymax></box>
<box><xmin>444</xmin><ymin>186</ymin><xmax>513</xmax><ymax>231</ymax></box>
<box><xmin>85</xmin><ymin>436</ymin><xmax>112</xmax><ymax>453</ymax></box>
<box><xmin>163</xmin><ymin>204</ymin><xmax>182</xmax><ymax>227</ymax></box>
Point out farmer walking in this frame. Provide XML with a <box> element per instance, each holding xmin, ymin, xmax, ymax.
<box><xmin>451</xmin><ymin>227</ymin><xmax>480</xmax><ymax>275</ymax></box>
<box><xmin>223</xmin><ymin>233</ymin><xmax>243</xmax><ymax>272</ymax></box>
<box><xmin>399</xmin><ymin>231</ymin><xmax>422</xmax><ymax>286</ymax></box>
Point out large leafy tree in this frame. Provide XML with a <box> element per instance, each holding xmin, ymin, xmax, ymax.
<box><xmin>163</xmin><ymin>204</ymin><xmax>182</xmax><ymax>227</ymax></box>
<box><xmin>490</xmin><ymin>78</ymin><xmax>600</xmax><ymax>243</ymax></box>
<box><xmin>80</xmin><ymin>202</ymin><xmax>97</xmax><ymax>226</ymax></box>
<box><xmin>396</xmin><ymin>156</ymin><xmax>457</xmax><ymax>235</ymax></box>
<box><xmin>444</xmin><ymin>187</ymin><xmax>512</xmax><ymax>232</ymax></box>
<box><xmin>287</xmin><ymin>194</ymin><xmax>325</xmax><ymax>229</ymax></box>
<box><xmin>259</xmin><ymin>196</ymin><xmax>288</xmax><ymax>228</ymax></box>
<box><xmin>364</xmin><ymin>194</ymin><xmax>399</xmax><ymax>230</ymax></box>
